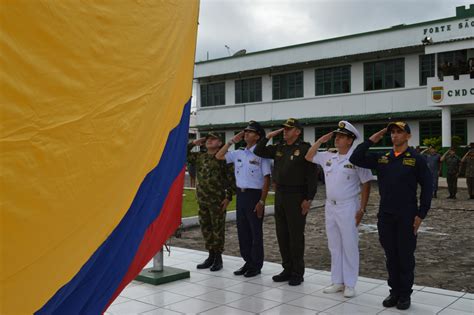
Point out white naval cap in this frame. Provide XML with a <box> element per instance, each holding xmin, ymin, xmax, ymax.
<box><xmin>334</xmin><ymin>120</ymin><xmax>360</xmax><ymax>140</ymax></box>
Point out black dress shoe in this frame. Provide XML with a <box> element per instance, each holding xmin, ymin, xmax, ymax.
<box><xmin>382</xmin><ymin>295</ymin><xmax>399</xmax><ymax>307</ymax></box>
<box><xmin>244</xmin><ymin>269</ymin><xmax>261</xmax><ymax>278</ymax></box>
<box><xmin>288</xmin><ymin>276</ymin><xmax>304</xmax><ymax>286</ymax></box>
<box><xmin>396</xmin><ymin>297</ymin><xmax>411</xmax><ymax>310</ymax></box>
<box><xmin>272</xmin><ymin>271</ymin><xmax>291</xmax><ymax>282</ymax></box>
<box><xmin>233</xmin><ymin>265</ymin><xmax>249</xmax><ymax>276</ymax></box>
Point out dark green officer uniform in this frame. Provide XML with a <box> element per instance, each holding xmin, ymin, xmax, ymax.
<box><xmin>445</xmin><ymin>153</ymin><xmax>461</xmax><ymax>198</ymax></box>
<box><xmin>254</xmin><ymin>119</ymin><xmax>318</xmax><ymax>281</ymax></box>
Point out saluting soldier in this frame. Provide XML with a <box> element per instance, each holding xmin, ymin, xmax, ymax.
<box><xmin>305</xmin><ymin>121</ymin><xmax>372</xmax><ymax>298</ymax></box>
<box><xmin>187</xmin><ymin>132</ymin><xmax>235</xmax><ymax>271</ymax></box>
<box><xmin>461</xmin><ymin>143</ymin><xmax>474</xmax><ymax>199</ymax></box>
<box><xmin>216</xmin><ymin>121</ymin><xmax>271</xmax><ymax>277</ymax></box>
<box><xmin>350</xmin><ymin>121</ymin><xmax>433</xmax><ymax>310</ymax></box>
<box><xmin>254</xmin><ymin>118</ymin><xmax>318</xmax><ymax>286</ymax></box>
<box><xmin>441</xmin><ymin>147</ymin><xmax>461</xmax><ymax>199</ymax></box>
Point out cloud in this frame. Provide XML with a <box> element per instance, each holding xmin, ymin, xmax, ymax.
<box><xmin>195</xmin><ymin>0</ymin><xmax>473</xmax><ymax>61</ymax></box>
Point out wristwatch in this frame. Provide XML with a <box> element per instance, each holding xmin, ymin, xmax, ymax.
<box><xmin>258</xmin><ymin>200</ymin><xmax>265</xmax><ymax>206</ymax></box>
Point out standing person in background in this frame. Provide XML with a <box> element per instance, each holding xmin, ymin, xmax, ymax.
<box><xmin>422</xmin><ymin>146</ymin><xmax>441</xmax><ymax>198</ymax></box>
<box><xmin>187</xmin><ymin>158</ymin><xmax>197</xmax><ymax>188</ymax></box>
<box><xmin>461</xmin><ymin>143</ymin><xmax>474</xmax><ymax>199</ymax></box>
<box><xmin>441</xmin><ymin>147</ymin><xmax>461</xmax><ymax>199</ymax></box>
<box><xmin>254</xmin><ymin>118</ymin><xmax>318</xmax><ymax>286</ymax></box>
<box><xmin>187</xmin><ymin>133</ymin><xmax>235</xmax><ymax>271</ymax></box>
<box><xmin>216</xmin><ymin>121</ymin><xmax>271</xmax><ymax>277</ymax></box>
<box><xmin>305</xmin><ymin>121</ymin><xmax>372</xmax><ymax>298</ymax></box>
<box><xmin>349</xmin><ymin>121</ymin><xmax>432</xmax><ymax>310</ymax></box>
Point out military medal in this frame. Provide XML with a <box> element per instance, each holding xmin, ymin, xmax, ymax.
<box><xmin>294</xmin><ymin>149</ymin><xmax>300</xmax><ymax>156</ymax></box>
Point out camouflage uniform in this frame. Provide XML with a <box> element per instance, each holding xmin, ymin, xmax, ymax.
<box><xmin>187</xmin><ymin>143</ymin><xmax>235</xmax><ymax>253</ymax></box>
<box><xmin>445</xmin><ymin>153</ymin><xmax>461</xmax><ymax>198</ymax></box>
<box><xmin>462</xmin><ymin>152</ymin><xmax>474</xmax><ymax>198</ymax></box>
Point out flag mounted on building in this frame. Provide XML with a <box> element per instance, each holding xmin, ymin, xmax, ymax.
<box><xmin>0</xmin><ymin>1</ymin><xmax>199</xmax><ymax>314</ymax></box>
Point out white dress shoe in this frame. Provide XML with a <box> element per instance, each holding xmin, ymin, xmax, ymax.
<box><xmin>343</xmin><ymin>286</ymin><xmax>356</xmax><ymax>297</ymax></box>
<box><xmin>323</xmin><ymin>284</ymin><xmax>344</xmax><ymax>293</ymax></box>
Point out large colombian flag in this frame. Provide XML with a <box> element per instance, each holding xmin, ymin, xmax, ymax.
<box><xmin>0</xmin><ymin>1</ymin><xmax>199</xmax><ymax>314</ymax></box>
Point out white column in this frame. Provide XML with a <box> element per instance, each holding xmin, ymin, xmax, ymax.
<box><xmin>303</xmin><ymin>126</ymin><xmax>315</xmax><ymax>143</ymax></box>
<box><xmin>441</xmin><ymin>107</ymin><xmax>451</xmax><ymax>148</ymax></box>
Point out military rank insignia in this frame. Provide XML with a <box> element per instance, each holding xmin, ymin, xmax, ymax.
<box><xmin>276</xmin><ymin>151</ymin><xmax>283</xmax><ymax>157</ymax></box>
<box><xmin>378</xmin><ymin>156</ymin><xmax>389</xmax><ymax>164</ymax></box>
<box><xmin>403</xmin><ymin>158</ymin><xmax>416</xmax><ymax>166</ymax></box>
<box><xmin>343</xmin><ymin>164</ymin><xmax>354</xmax><ymax>169</ymax></box>
<box><xmin>249</xmin><ymin>159</ymin><xmax>260</xmax><ymax>166</ymax></box>
<box><xmin>326</xmin><ymin>160</ymin><xmax>332</xmax><ymax>167</ymax></box>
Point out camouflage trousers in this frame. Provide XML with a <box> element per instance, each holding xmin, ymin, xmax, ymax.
<box><xmin>198</xmin><ymin>201</ymin><xmax>226</xmax><ymax>253</ymax></box>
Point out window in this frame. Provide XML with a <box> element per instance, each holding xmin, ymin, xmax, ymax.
<box><xmin>419</xmin><ymin>120</ymin><xmax>467</xmax><ymax>145</ymax></box>
<box><xmin>315</xmin><ymin>66</ymin><xmax>351</xmax><ymax>95</ymax></box>
<box><xmin>419</xmin><ymin>121</ymin><xmax>441</xmax><ymax>144</ymax></box>
<box><xmin>364</xmin><ymin>124</ymin><xmax>392</xmax><ymax>147</ymax></box>
<box><xmin>364</xmin><ymin>58</ymin><xmax>404</xmax><ymax>91</ymax></box>
<box><xmin>200</xmin><ymin>82</ymin><xmax>225</xmax><ymax>107</ymax></box>
<box><xmin>438</xmin><ymin>50</ymin><xmax>468</xmax><ymax>79</ymax></box>
<box><xmin>315</xmin><ymin>126</ymin><xmax>335</xmax><ymax>148</ymax></box>
<box><xmin>235</xmin><ymin>77</ymin><xmax>262</xmax><ymax>103</ymax></box>
<box><xmin>272</xmin><ymin>71</ymin><xmax>304</xmax><ymax>100</ymax></box>
<box><xmin>419</xmin><ymin>54</ymin><xmax>435</xmax><ymax>86</ymax></box>
<box><xmin>452</xmin><ymin>120</ymin><xmax>467</xmax><ymax>145</ymax></box>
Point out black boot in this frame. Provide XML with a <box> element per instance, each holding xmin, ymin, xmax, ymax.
<box><xmin>210</xmin><ymin>252</ymin><xmax>223</xmax><ymax>271</ymax></box>
<box><xmin>197</xmin><ymin>250</ymin><xmax>215</xmax><ymax>269</ymax></box>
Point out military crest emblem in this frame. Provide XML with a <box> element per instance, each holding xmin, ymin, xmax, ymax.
<box><xmin>432</xmin><ymin>86</ymin><xmax>443</xmax><ymax>103</ymax></box>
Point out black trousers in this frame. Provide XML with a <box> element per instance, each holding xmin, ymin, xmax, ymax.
<box><xmin>446</xmin><ymin>174</ymin><xmax>458</xmax><ymax>197</ymax></box>
<box><xmin>274</xmin><ymin>191</ymin><xmax>306</xmax><ymax>277</ymax></box>
<box><xmin>377</xmin><ymin>212</ymin><xmax>417</xmax><ymax>299</ymax></box>
<box><xmin>236</xmin><ymin>189</ymin><xmax>264</xmax><ymax>271</ymax></box>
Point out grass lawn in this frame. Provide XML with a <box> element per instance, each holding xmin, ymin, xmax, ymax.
<box><xmin>181</xmin><ymin>189</ymin><xmax>275</xmax><ymax>218</ymax></box>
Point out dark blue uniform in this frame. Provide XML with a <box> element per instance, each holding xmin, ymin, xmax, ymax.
<box><xmin>350</xmin><ymin>140</ymin><xmax>432</xmax><ymax>299</ymax></box>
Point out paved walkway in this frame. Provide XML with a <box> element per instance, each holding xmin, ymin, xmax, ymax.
<box><xmin>106</xmin><ymin>247</ymin><xmax>473</xmax><ymax>315</ymax></box>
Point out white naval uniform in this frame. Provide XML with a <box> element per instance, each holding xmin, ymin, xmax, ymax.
<box><xmin>313</xmin><ymin>149</ymin><xmax>373</xmax><ymax>287</ymax></box>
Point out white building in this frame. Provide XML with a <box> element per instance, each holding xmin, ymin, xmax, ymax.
<box><xmin>193</xmin><ymin>5</ymin><xmax>474</xmax><ymax>150</ymax></box>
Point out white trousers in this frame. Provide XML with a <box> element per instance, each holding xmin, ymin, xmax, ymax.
<box><xmin>325</xmin><ymin>198</ymin><xmax>359</xmax><ymax>288</ymax></box>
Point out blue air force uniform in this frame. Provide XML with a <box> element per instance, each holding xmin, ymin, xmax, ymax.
<box><xmin>349</xmin><ymin>122</ymin><xmax>432</xmax><ymax>300</ymax></box>
<box><xmin>225</xmin><ymin>122</ymin><xmax>272</xmax><ymax>273</ymax></box>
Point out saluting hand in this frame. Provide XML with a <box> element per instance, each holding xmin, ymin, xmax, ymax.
<box><xmin>220</xmin><ymin>198</ymin><xmax>230</xmax><ymax>212</ymax></box>
<box><xmin>317</xmin><ymin>131</ymin><xmax>333</xmax><ymax>144</ymax></box>
<box><xmin>413</xmin><ymin>216</ymin><xmax>422</xmax><ymax>235</ymax></box>
<box><xmin>266</xmin><ymin>128</ymin><xmax>284</xmax><ymax>139</ymax></box>
<box><xmin>193</xmin><ymin>137</ymin><xmax>206</xmax><ymax>146</ymax></box>
<box><xmin>369</xmin><ymin>128</ymin><xmax>387</xmax><ymax>144</ymax></box>
<box><xmin>301</xmin><ymin>200</ymin><xmax>311</xmax><ymax>216</ymax></box>
<box><xmin>232</xmin><ymin>131</ymin><xmax>245</xmax><ymax>144</ymax></box>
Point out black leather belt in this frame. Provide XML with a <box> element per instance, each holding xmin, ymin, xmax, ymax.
<box><xmin>237</xmin><ymin>188</ymin><xmax>261</xmax><ymax>193</ymax></box>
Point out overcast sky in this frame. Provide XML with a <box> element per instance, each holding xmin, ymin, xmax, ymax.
<box><xmin>195</xmin><ymin>0</ymin><xmax>473</xmax><ymax>62</ymax></box>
